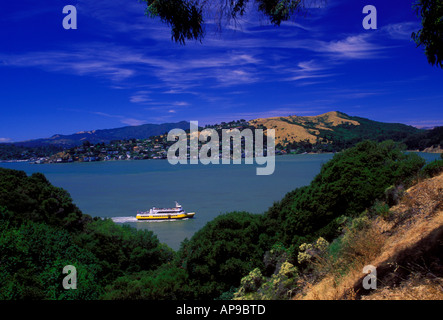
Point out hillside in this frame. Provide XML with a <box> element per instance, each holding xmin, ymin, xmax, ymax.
<box><xmin>14</xmin><ymin>121</ymin><xmax>190</xmax><ymax>148</ymax></box>
<box><xmin>249</xmin><ymin>111</ymin><xmax>361</xmax><ymax>145</ymax></box>
<box><xmin>2</xmin><ymin>111</ymin><xmax>441</xmax><ymax>162</ymax></box>
<box><xmin>294</xmin><ymin>172</ymin><xmax>443</xmax><ymax>300</ymax></box>
<box><xmin>249</xmin><ymin>111</ymin><xmax>422</xmax><ymax>148</ymax></box>
<box><xmin>11</xmin><ymin>111</ymin><xmax>424</xmax><ymax>149</ymax></box>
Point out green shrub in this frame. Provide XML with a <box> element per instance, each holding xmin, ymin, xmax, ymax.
<box><xmin>297</xmin><ymin>237</ymin><xmax>329</xmax><ymax>265</ymax></box>
<box><xmin>262</xmin><ymin>242</ymin><xmax>292</xmax><ymax>276</ymax></box>
<box><xmin>384</xmin><ymin>184</ymin><xmax>405</xmax><ymax>206</ymax></box>
<box><xmin>0</xmin><ymin>168</ymin><xmax>91</xmax><ymax>232</ymax></box>
<box><xmin>234</xmin><ymin>261</ymin><xmax>299</xmax><ymax>300</ymax></box>
<box><xmin>101</xmin><ymin>264</ymin><xmax>194</xmax><ymax>300</ymax></box>
<box><xmin>177</xmin><ymin>211</ymin><xmax>267</xmax><ymax>299</ymax></box>
<box><xmin>263</xmin><ymin>140</ymin><xmax>425</xmax><ymax>247</ymax></box>
<box><xmin>73</xmin><ymin>218</ymin><xmax>173</xmax><ymax>283</ymax></box>
<box><xmin>372</xmin><ymin>200</ymin><xmax>391</xmax><ymax>219</ymax></box>
<box><xmin>0</xmin><ymin>220</ymin><xmax>103</xmax><ymax>300</ymax></box>
<box><xmin>421</xmin><ymin>159</ymin><xmax>443</xmax><ymax>178</ymax></box>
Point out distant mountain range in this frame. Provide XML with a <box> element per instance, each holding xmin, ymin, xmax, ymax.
<box><xmin>6</xmin><ymin>111</ymin><xmax>442</xmax><ymax>153</ymax></box>
<box><xmin>14</xmin><ymin>121</ymin><xmax>191</xmax><ymax>148</ymax></box>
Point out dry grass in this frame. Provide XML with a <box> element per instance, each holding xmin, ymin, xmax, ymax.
<box><xmin>293</xmin><ymin>172</ymin><xmax>443</xmax><ymax>300</ymax></box>
<box><xmin>249</xmin><ymin>118</ymin><xmax>319</xmax><ymax>144</ymax></box>
<box><xmin>294</xmin><ymin>220</ymin><xmax>387</xmax><ymax>300</ymax></box>
<box><xmin>249</xmin><ymin>111</ymin><xmax>361</xmax><ymax>146</ymax></box>
<box><xmin>294</xmin><ymin>111</ymin><xmax>360</xmax><ymax>128</ymax></box>
<box><xmin>362</xmin><ymin>276</ymin><xmax>443</xmax><ymax>300</ymax></box>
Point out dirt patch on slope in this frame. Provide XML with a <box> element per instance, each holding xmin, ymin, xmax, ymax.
<box><xmin>249</xmin><ymin>111</ymin><xmax>360</xmax><ymax>146</ymax></box>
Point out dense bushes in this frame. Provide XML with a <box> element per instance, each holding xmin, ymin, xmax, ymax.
<box><xmin>176</xmin><ymin>211</ymin><xmax>268</xmax><ymax>299</ymax></box>
<box><xmin>0</xmin><ymin>168</ymin><xmax>173</xmax><ymax>299</ymax></box>
<box><xmin>73</xmin><ymin>219</ymin><xmax>173</xmax><ymax>283</ymax></box>
<box><xmin>101</xmin><ymin>264</ymin><xmax>193</xmax><ymax>300</ymax></box>
<box><xmin>0</xmin><ymin>220</ymin><xmax>103</xmax><ymax>299</ymax></box>
<box><xmin>263</xmin><ymin>140</ymin><xmax>425</xmax><ymax>250</ymax></box>
<box><xmin>0</xmin><ymin>169</ymin><xmax>89</xmax><ymax>232</ymax></box>
<box><xmin>421</xmin><ymin>159</ymin><xmax>443</xmax><ymax>178</ymax></box>
<box><xmin>233</xmin><ymin>261</ymin><xmax>299</xmax><ymax>300</ymax></box>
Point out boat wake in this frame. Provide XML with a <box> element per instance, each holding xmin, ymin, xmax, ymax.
<box><xmin>111</xmin><ymin>216</ymin><xmax>138</xmax><ymax>223</ymax></box>
<box><xmin>111</xmin><ymin>216</ymin><xmax>189</xmax><ymax>223</ymax></box>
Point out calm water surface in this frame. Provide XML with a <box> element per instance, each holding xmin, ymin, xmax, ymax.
<box><xmin>1</xmin><ymin>153</ymin><xmax>440</xmax><ymax>250</ymax></box>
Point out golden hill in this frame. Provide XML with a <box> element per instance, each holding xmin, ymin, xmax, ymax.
<box><xmin>249</xmin><ymin>111</ymin><xmax>360</xmax><ymax>145</ymax></box>
<box><xmin>294</xmin><ymin>172</ymin><xmax>443</xmax><ymax>300</ymax></box>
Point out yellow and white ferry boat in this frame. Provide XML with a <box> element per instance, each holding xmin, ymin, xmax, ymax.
<box><xmin>136</xmin><ymin>202</ymin><xmax>195</xmax><ymax>220</ymax></box>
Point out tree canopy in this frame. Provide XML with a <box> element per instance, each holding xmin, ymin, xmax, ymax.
<box><xmin>412</xmin><ymin>0</ymin><xmax>443</xmax><ymax>68</ymax></box>
<box><xmin>141</xmin><ymin>0</ymin><xmax>314</xmax><ymax>44</ymax></box>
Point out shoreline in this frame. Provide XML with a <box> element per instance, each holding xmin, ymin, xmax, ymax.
<box><xmin>0</xmin><ymin>151</ymin><xmax>335</xmax><ymax>164</ymax></box>
<box><xmin>1</xmin><ymin>149</ymin><xmax>441</xmax><ymax>165</ymax></box>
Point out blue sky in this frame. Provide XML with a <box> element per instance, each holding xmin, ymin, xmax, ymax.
<box><xmin>1</xmin><ymin>0</ymin><xmax>442</xmax><ymax>142</ymax></box>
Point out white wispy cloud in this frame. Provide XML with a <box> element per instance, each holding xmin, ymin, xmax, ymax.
<box><xmin>91</xmin><ymin>111</ymin><xmax>147</xmax><ymax>127</ymax></box>
<box><xmin>0</xmin><ymin>9</ymin><xmax>387</xmax><ymax>96</ymax></box>
<box><xmin>120</xmin><ymin>118</ymin><xmax>147</xmax><ymax>126</ymax></box>
<box><xmin>383</xmin><ymin>22</ymin><xmax>420</xmax><ymax>41</ymax></box>
<box><xmin>0</xmin><ymin>46</ymin><xmax>137</xmax><ymax>81</ymax></box>
<box><xmin>313</xmin><ymin>34</ymin><xmax>386</xmax><ymax>60</ymax></box>
<box><xmin>284</xmin><ymin>59</ymin><xmax>334</xmax><ymax>82</ymax></box>
<box><xmin>0</xmin><ymin>1</ymin><xmax>402</xmax><ymax>116</ymax></box>
<box><xmin>330</xmin><ymin>88</ymin><xmax>385</xmax><ymax>100</ymax></box>
<box><xmin>171</xmin><ymin>101</ymin><xmax>190</xmax><ymax>106</ymax></box>
<box><xmin>129</xmin><ymin>91</ymin><xmax>152</xmax><ymax>104</ymax></box>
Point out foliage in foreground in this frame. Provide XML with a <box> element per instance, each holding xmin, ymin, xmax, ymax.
<box><xmin>421</xmin><ymin>159</ymin><xmax>443</xmax><ymax>178</ymax></box>
<box><xmin>0</xmin><ymin>140</ymin><xmax>434</xmax><ymax>300</ymax></box>
<box><xmin>141</xmin><ymin>0</ymin><xmax>309</xmax><ymax>44</ymax></box>
<box><xmin>0</xmin><ymin>168</ymin><xmax>173</xmax><ymax>299</ymax></box>
<box><xmin>0</xmin><ymin>219</ymin><xmax>102</xmax><ymax>299</ymax></box>
<box><xmin>412</xmin><ymin>0</ymin><xmax>443</xmax><ymax>68</ymax></box>
<box><xmin>263</xmin><ymin>140</ymin><xmax>425</xmax><ymax>251</ymax></box>
<box><xmin>176</xmin><ymin>211</ymin><xmax>268</xmax><ymax>299</ymax></box>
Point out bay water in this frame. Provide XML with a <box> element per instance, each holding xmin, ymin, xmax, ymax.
<box><xmin>1</xmin><ymin>152</ymin><xmax>440</xmax><ymax>250</ymax></box>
